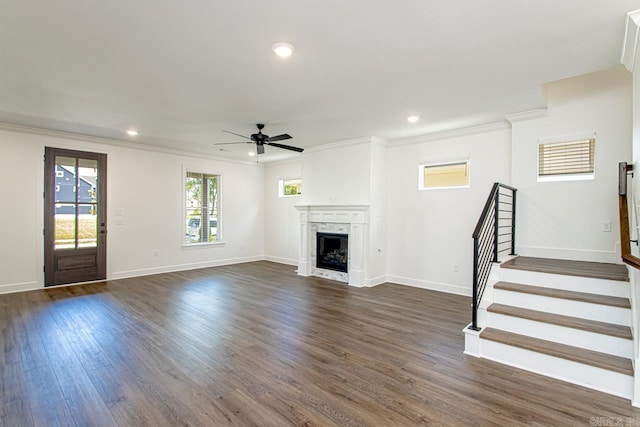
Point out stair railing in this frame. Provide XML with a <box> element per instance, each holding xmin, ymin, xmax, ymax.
<box><xmin>470</xmin><ymin>182</ymin><xmax>517</xmax><ymax>331</ymax></box>
<box><xmin>619</xmin><ymin>162</ymin><xmax>640</xmax><ymax>269</ymax></box>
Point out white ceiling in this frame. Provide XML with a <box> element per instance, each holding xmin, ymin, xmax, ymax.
<box><xmin>0</xmin><ymin>1</ymin><xmax>638</xmax><ymax>162</ymax></box>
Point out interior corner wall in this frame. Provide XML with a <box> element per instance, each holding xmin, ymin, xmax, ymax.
<box><xmin>263</xmin><ymin>160</ymin><xmax>302</xmax><ymax>265</ymax></box>
<box><xmin>511</xmin><ymin>68</ymin><xmax>632</xmax><ymax>263</ymax></box>
<box><xmin>0</xmin><ymin>128</ymin><xmax>265</xmax><ymax>293</ymax></box>
<box><xmin>385</xmin><ymin>127</ymin><xmax>512</xmax><ymax>296</ymax></box>
<box><xmin>367</xmin><ymin>137</ymin><xmax>388</xmax><ymax>285</ymax></box>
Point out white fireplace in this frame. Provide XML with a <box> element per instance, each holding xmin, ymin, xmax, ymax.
<box><xmin>295</xmin><ymin>205</ymin><xmax>369</xmax><ymax>286</ymax></box>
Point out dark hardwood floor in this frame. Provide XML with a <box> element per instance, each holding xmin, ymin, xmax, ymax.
<box><xmin>2</xmin><ymin>261</ymin><xmax>639</xmax><ymax>426</ymax></box>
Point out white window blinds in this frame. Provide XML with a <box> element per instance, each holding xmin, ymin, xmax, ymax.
<box><xmin>538</xmin><ymin>138</ymin><xmax>595</xmax><ymax>177</ymax></box>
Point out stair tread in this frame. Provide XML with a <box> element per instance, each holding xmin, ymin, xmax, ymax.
<box><xmin>480</xmin><ymin>328</ymin><xmax>633</xmax><ymax>376</ymax></box>
<box><xmin>494</xmin><ymin>281</ymin><xmax>631</xmax><ymax>308</ymax></box>
<box><xmin>501</xmin><ymin>256</ymin><xmax>629</xmax><ymax>282</ymax></box>
<box><xmin>487</xmin><ymin>303</ymin><xmax>632</xmax><ymax>339</ymax></box>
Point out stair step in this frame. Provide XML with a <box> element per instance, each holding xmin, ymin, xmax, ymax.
<box><xmin>501</xmin><ymin>256</ymin><xmax>628</xmax><ymax>282</ymax></box>
<box><xmin>487</xmin><ymin>303</ymin><xmax>632</xmax><ymax>340</ymax></box>
<box><xmin>480</xmin><ymin>328</ymin><xmax>633</xmax><ymax>376</ymax></box>
<box><xmin>494</xmin><ymin>282</ymin><xmax>631</xmax><ymax>308</ymax></box>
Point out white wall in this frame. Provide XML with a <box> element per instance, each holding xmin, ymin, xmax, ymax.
<box><xmin>301</xmin><ymin>138</ymin><xmax>371</xmax><ymax>206</ymax></box>
<box><xmin>385</xmin><ymin>125</ymin><xmax>512</xmax><ymax>296</ymax></box>
<box><xmin>511</xmin><ymin>67</ymin><xmax>632</xmax><ymax>262</ymax></box>
<box><xmin>2</xmin><ymin>70</ymin><xmax>631</xmax><ymax>297</ymax></box>
<box><xmin>263</xmin><ymin>160</ymin><xmax>302</xmax><ymax>265</ymax></box>
<box><xmin>367</xmin><ymin>137</ymin><xmax>388</xmax><ymax>285</ymax></box>
<box><xmin>0</xmin><ymin>127</ymin><xmax>265</xmax><ymax>293</ymax></box>
<box><xmin>626</xmin><ymin>16</ymin><xmax>640</xmax><ymax>406</ymax></box>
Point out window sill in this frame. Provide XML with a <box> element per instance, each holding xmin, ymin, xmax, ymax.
<box><xmin>182</xmin><ymin>241</ymin><xmax>226</xmax><ymax>249</ymax></box>
<box><xmin>537</xmin><ymin>174</ymin><xmax>594</xmax><ymax>183</ymax></box>
<box><xmin>419</xmin><ymin>185</ymin><xmax>470</xmax><ymax>191</ymax></box>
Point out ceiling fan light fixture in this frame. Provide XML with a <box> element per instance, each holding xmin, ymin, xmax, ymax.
<box><xmin>272</xmin><ymin>42</ymin><xmax>295</xmax><ymax>58</ymax></box>
<box><xmin>126</xmin><ymin>129</ymin><xmax>138</xmax><ymax>136</ymax></box>
<box><xmin>407</xmin><ymin>115</ymin><xmax>420</xmax><ymax>124</ymax></box>
<box><xmin>248</xmin><ymin>151</ymin><xmax>256</xmax><ymax>157</ymax></box>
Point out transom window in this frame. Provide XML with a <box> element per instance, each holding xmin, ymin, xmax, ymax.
<box><xmin>185</xmin><ymin>172</ymin><xmax>220</xmax><ymax>244</ymax></box>
<box><xmin>419</xmin><ymin>161</ymin><xmax>470</xmax><ymax>190</ymax></box>
<box><xmin>279</xmin><ymin>178</ymin><xmax>302</xmax><ymax>197</ymax></box>
<box><xmin>538</xmin><ymin>138</ymin><xmax>595</xmax><ymax>182</ymax></box>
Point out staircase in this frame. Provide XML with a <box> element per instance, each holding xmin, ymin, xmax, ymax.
<box><xmin>465</xmin><ymin>256</ymin><xmax>634</xmax><ymax>399</ymax></box>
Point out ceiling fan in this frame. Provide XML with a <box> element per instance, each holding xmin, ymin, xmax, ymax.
<box><xmin>215</xmin><ymin>123</ymin><xmax>303</xmax><ymax>155</ymax></box>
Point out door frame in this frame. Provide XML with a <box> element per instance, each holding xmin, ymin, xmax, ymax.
<box><xmin>44</xmin><ymin>147</ymin><xmax>107</xmax><ymax>286</ymax></box>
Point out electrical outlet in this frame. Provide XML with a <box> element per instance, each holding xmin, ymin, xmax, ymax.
<box><xmin>602</xmin><ymin>221</ymin><xmax>611</xmax><ymax>232</ymax></box>
<box><xmin>153</xmin><ymin>250</ymin><xmax>159</xmax><ymax>257</ymax></box>
<box><xmin>453</xmin><ymin>264</ymin><xmax>459</xmax><ymax>272</ymax></box>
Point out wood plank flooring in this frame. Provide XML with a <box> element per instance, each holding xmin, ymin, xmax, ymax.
<box><xmin>494</xmin><ymin>281</ymin><xmax>632</xmax><ymax>308</ymax></box>
<box><xmin>2</xmin><ymin>261</ymin><xmax>639</xmax><ymax>426</ymax></box>
<box><xmin>480</xmin><ymin>328</ymin><xmax>634</xmax><ymax>376</ymax></box>
<box><xmin>487</xmin><ymin>303</ymin><xmax>633</xmax><ymax>339</ymax></box>
<box><xmin>501</xmin><ymin>256</ymin><xmax>630</xmax><ymax>281</ymax></box>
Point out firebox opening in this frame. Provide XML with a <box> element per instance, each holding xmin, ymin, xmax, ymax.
<box><xmin>316</xmin><ymin>232</ymin><xmax>348</xmax><ymax>273</ymax></box>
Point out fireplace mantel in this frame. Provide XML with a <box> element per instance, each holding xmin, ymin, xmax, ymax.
<box><xmin>295</xmin><ymin>205</ymin><xmax>369</xmax><ymax>287</ymax></box>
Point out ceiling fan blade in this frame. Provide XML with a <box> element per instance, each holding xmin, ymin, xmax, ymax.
<box><xmin>266</xmin><ymin>142</ymin><xmax>304</xmax><ymax>153</ymax></box>
<box><xmin>213</xmin><ymin>141</ymin><xmax>252</xmax><ymax>145</ymax></box>
<box><xmin>267</xmin><ymin>133</ymin><xmax>292</xmax><ymax>142</ymax></box>
<box><xmin>222</xmin><ymin>130</ymin><xmax>252</xmax><ymax>140</ymax></box>
<box><xmin>257</xmin><ymin>144</ymin><xmax>265</xmax><ymax>155</ymax></box>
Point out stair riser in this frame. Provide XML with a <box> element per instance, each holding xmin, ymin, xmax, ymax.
<box><xmin>479</xmin><ymin>339</ymin><xmax>633</xmax><ymax>399</ymax></box>
<box><xmin>487</xmin><ymin>312</ymin><xmax>633</xmax><ymax>358</ymax></box>
<box><xmin>494</xmin><ymin>289</ymin><xmax>631</xmax><ymax>326</ymax></box>
<box><xmin>499</xmin><ymin>268</ymin><xmax>629</xmax><ymax>298</ymax></box>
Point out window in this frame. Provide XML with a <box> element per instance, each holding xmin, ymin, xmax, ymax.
<box><xmin>185</xmin><ymin>172</ymin><xmax>220</xmax><ymax>244</ymax></box>
<box><xmin>279</xmin><ymin>178</ymin><xmax>302</xmax><ymax>197</ymax></box>
<box><xmin>419</xmin><ymin>161</ymin><xmax>470</xmax><ymax>190</ymax></box>
<box><xmin>538</xmin><ymin>138</ymin><xmax>595</xmax><ymax>182</ymax></box>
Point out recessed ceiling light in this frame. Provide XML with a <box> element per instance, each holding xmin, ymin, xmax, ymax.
<box><xmin>272</xmin><ymin>42</ymin><xmax>295</xmax><ymax>58</ymax></box>
<box><xmin>407</xmin><ymin>115</ymin><xmax>420</xmax><ymax>124</ymax></box>
<box><xmin>126</xmin><ymin>129</ymin><xmax>138</xmax><ymax>136</ymax></box>
<box><xmin>248</xmin><ymin>151</ymin><xmax>256</xmax><ymax>157</ymax></box>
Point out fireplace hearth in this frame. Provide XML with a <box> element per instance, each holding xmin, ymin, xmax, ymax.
<box><xmin>316</xmin><ymin>232</ymin><xmax>348</xmax><ymax>273</ymax></box>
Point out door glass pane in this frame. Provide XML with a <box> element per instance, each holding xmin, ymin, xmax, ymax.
<box><xmin>78</xmin><ymin>205</ymin><xmax>97</xmax><ymax>248</ymax></box>
<box><xmin>78</xmin><ymin>158</ymin><xmax>98</xmax><ymax>204</ymax></box>
<box><xmin>55</xmin><ymin>204</ymin><xmax>76</xmax><ymax>249</ymax></box>
<box><xmin>55</xmin><ymin>156</ymin><xmax>77</xmax><ymax>203</ymax></box>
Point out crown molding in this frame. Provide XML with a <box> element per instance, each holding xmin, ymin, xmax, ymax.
<box><xmin>0</xmin><ymin>122</ymin><xmax>261</xmax><ymax>167</ymax></box>
<box><xmin>387</xmin><ymin>121</ymin><xmax>510</xmax><ymax>147</ymax></box>
<box><xmin>304</xmin><ymin>136</ymin><xmax>373</xmax><ymax>154</ymax></box>
<box><xmin>621</xmin><ymin>10</ymin><xmax>640</xmax><ymax>73</ymax></box>
<box><xmin>505</xmin><ymin>109</ymin><xmax>548</xmax><ymax>124</ymax></box>
<box><xmin>263</xmin><ymin>157</ymin><xmax>303</xmax><ymax>168</ymax></box>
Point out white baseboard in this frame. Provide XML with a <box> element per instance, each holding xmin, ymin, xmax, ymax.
<box><xmin>263</xmin><ymin>255</ymin><xmax>298</xmax><ymax>266</ymax></box>
<box><xmin>110</xmin><ymin>255</ymin><xmax>264</xmax><ymax>280</ymax></box>
<box><xmin>0</xmin><ymin>281</ymin><xmax>40</xmax><ymax>295</ymax></box>
<box><xmin>365</xmin><ymin>275</ymin><xmax>387</xmax><ymax>287</ymax></box>
<box><xmin>386</xmin><ymin>275</ymin><xmax>471</xmax><ymax>297</ymax></box>
<box><xmin>515</xmin><ymin>245</ymin><xmax>619</xmax><ymax>264</ymax></box>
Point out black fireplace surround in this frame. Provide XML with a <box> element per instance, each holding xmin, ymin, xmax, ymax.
<box><xmin>316</xmin><ymin>232</ymin><xmax>348</xmax><ymax>273</ymax></box>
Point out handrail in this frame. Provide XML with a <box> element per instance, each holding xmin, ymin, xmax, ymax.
<box><xmin>618</xmin><ymin>162</ymin><xmax>640</xmax><ymax>269</ymax></box>
<box><xmin>470</xmin><ymin>182</ymin><xmax>517</xmax><ymax>331</ymax></box>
